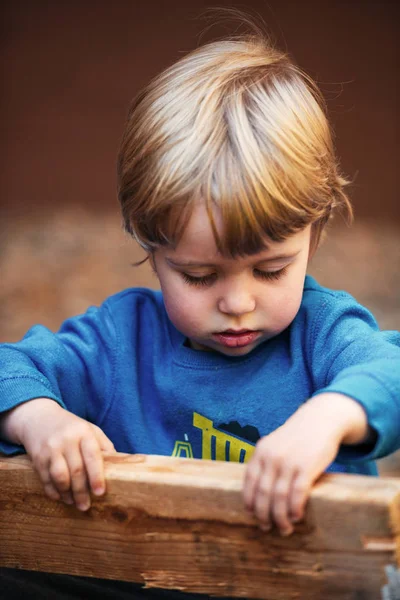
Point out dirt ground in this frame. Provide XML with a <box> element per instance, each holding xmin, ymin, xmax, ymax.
<box><xmin>0</xmin><ymin>210</ymin><xmax>399</xmax><ymax>475</ymax></box>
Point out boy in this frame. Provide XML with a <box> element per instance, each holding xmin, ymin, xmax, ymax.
<box><xmin>1</xmin><ymin>29</ymin><xmax>400</xmax><ymax>548</ymax></box>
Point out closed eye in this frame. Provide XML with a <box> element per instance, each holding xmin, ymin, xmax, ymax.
<box><xmin>253</xmin><ymin>266</ymin><xmax>288</xmax><ymax>281</ymax></box>
<box><xmin>181</xmin><ymin>272</ymin><xmax>217</xmax><ymax>287</ymax></box>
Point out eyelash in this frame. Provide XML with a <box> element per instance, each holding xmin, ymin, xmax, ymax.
<box><xmin>181</xmin><ymin>267</ymin><xmax>288</xmax><ymax>287</ymax></box>
<box><xmin>181</xmin><ymin>273</ymin><xmax>217</xmax><ymax>287</ymax></box>
<box><xmin>254</xmin><ymin>267</ymin><xmax>288</xmax><ymax>282</ymax></box>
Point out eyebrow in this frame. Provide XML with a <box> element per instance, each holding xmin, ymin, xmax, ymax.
<box><xmin>166</xmin><ymin>251</ymin><xmax>300</xmax><ymax>268</ymax></box>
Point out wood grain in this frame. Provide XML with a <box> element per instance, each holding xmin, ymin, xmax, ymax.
<box><xmin>1</xmin><ymin>453</ymin><xmax>399</xmax><ymax>599</ymax></box>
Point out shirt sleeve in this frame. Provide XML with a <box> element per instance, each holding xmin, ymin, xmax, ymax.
<box><xmin>307</xmin><ymin>293</ymin><xmax>400</xmax><ymax>462</ymax></box>
<box><xmin>0</xmin><ymin>301</ymin><xmax>118</xmax><ymax>455</ymax></box>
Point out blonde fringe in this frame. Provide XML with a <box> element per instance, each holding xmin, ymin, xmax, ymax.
<box><xmin>118</xmin><ymin>27</ymin><xmax>352</xmax><ymax>256</ymax></box>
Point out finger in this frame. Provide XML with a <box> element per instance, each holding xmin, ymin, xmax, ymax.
<box><xmin>64</xmin><ymin>448</ymin><xmax>91</xmax><ymax>511</ymax></box>
<box><xmin>33</xmin><ymin>454</ymin><xmax>61</xmax><ymax>501</ymax></box>
<box><xmin>289</xmin><ymin>472</ymin><xmax>310</xmax><ymax>523</ymax></box>
<box><xmin>43</xmin><ymin>482</ymin><xmax>61</xmax><ymax>501</ymax></box>
<box><xmin>60</xmin><ymin>491</ymin><xmax>74</xmax><ymax>505</ymax></box>
<box><xmin>243</xmin><ymin>456</ymin><xmax>262</xmax><ymax>511</ymax></box>
<box><xmin>94</xmin><ymin>427</ymin><xmax>115</xmax><ymax>453</ymax></box>
<box><xmin>253</xmin><ymin>467</ymin><xmax>276</xmax><ymax>528</ymax></box>
<box><xmin>48</xmin><ymin>454</ymin><xmax>71</xmax><ymax>494</ymax></box>
<box><xmin>271</xmin><ymin>468</ymin><xmax>295</xmax><ymax>536</ymax></box>
<box><xmin>80</xmin><ymin>435</ymin><xmax>106</xmax><ymax>496</ymax></box>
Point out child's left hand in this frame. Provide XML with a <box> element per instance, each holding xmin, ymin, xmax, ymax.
<box><xmin>243</xmin><ymin>392</ymin><xmax>370</xmax><ymax>536</ymax></box>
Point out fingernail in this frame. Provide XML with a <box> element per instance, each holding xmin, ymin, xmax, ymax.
<box><xmin>259</xmin><ymin>523</ymin><xmax>271</xmax><ymax>532</ymax></box>
<box><xmin>280</xmin><ymin>527</ymin><xmax>294</xmax><ymax>537</ymax></box>
<box><xmin>63</xmin><ymin>497</ymin><xmax>74</xmax><ymax>505</ymax></box>
<box><xmin>93</xmin><ymin>486</ymin><xmax>105</xmax><ymax>496</ymax></box>
<box><xmin>77</xmin><ymin>501</ymin><xmax>90</xmax><ymax>512</ymax></box>
<box><xmin>291</xmin><ymin>516</ymin><xmax>301</xmax><ymax>523</ymax></box>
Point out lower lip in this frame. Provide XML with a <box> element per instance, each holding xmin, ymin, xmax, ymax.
<box><xmin>213</xmin><ymin>331</ymin><xmax>260</xmax><ymax>348</ymax></box>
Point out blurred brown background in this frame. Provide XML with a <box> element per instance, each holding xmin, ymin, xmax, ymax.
<box><xmin>0</xmin><ymin>1</ymin><xmax>399</xmax><ymax>473</ymax></box>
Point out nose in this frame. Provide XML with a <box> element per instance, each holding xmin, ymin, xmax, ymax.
<box><xmin>217</xmin><ymin>282</ymin><xmax>256</xmax><ymax>316</ymax></box>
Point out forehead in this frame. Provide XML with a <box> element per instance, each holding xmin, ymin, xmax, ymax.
<box><xmin>173</xmin><ymin>202</ymin><xmax>311</xmax><ymax>262</ymax></box>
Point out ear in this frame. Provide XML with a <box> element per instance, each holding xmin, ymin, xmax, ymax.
<box><xmin>149</xmin><ymin>252</ymin><xmax>157</xmax><ymax>274</ymax></box>
<box><xmin>308</xmin><ymin>236</ymin><xmax>318</xmax><ymax>261</ymax></box>
<box><xmin>309</xmin><ymin>218</ymin><xmax>327</xmax><ymax>260</ymax></box>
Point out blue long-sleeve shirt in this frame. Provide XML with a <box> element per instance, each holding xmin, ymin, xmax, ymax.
<box><xmin>1</xmin><ymin>275</ymin><xmax>400</xmax><ymax>474</ymax></box>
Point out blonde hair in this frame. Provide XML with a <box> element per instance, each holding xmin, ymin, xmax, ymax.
<box><xmin>118</xmin><ymin>31</ymin><xmax>352</xmax><ymax>257</ymax></box>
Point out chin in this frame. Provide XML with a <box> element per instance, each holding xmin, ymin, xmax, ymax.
<box><xmin>191</xmin><ymin>335</ymin><xmax>268</xmax><ymax>356</ymax></box>
<box><xmin>213</xmin><ymin>341</ymin><xmax>261</xmax><ymax>357</ymax></box>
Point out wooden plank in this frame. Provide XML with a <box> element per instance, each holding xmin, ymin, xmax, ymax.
<box><xmin>1</xmin><ymin>453</ymin><xmax>399</xmax><ymax>599</ymax></box>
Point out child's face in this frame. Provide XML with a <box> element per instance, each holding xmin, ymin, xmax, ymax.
<box><xmin>153</xmin><ymin>202</ymin><xmax>311</xmax><ymax>357</ymax></box>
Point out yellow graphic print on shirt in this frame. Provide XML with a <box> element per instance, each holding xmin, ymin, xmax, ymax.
<box><xmin>171</xmin><ymin>440</ymin><xmax>194</xmax><ymax>458</ymax></box>
<box><xmin>171</xmin><ymin>411</ymin><xmax>256</xmax><ymax>463</ymax></box>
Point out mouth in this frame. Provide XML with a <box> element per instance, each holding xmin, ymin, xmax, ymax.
<box><xmin>212</xmin><ymin>329</ymin><xmax>261</xmax><ymax>348</ymax></box>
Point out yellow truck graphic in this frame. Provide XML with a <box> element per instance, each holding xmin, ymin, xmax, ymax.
<box><xmin>172</xmin><ymin>412</ymin><xmax>255</xmax><ymax>462</ymax></box>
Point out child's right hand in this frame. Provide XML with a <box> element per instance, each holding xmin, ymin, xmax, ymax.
<box><xmin>1</xmin><ymin>398</ymin><xmax>115</xmax><ymax>510</ymax></box>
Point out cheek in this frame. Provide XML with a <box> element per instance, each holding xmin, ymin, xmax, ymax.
<box><xmin>279</xmin><ymin>292</ymin><xmax>302</xmax><ymax>321</ymax></box>
<box><xmin>266</xmin><ymin>282</ymin><xmax>304</xmax><ymax>332</ymax></box>
<box><xmin>279</xmin><ymin>265</ymin><xmax>308</xmax><ymax>315</ymax></box>
<box><xmin>162</xmin><ymin>286</ymin><xmax>206</xmax><ymax>334</ymax></box>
